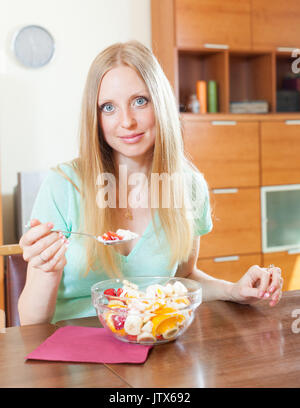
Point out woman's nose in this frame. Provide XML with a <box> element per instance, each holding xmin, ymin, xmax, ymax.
<box><xmin>120</xmin><ymin>107</ymin><xmax>136</xmax><ymax>129</ymax></box>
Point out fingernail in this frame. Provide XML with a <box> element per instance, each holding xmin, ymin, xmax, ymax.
<box><xmin>65</xmin><ymin>240</ymin><xmax>70</xmax><ymax>247</ymax></box>
<box><xmin>47</xmin><ymin>223</ymin><xmax>54</xmax><ymax>228</ymax></box>
<box><xmin>269</xmin><ymin>286</ymin><xmax>275</xmax><ymax>293</ymax></box>
<box><xmin>263</xmin><ymin>292</ymin><xmax>270</xmax><ymax>299</ymax></box>
<box><xmin>259</xmin><ymin>291</ymin><xmax>265</xmax><ymax>298</ymax></box>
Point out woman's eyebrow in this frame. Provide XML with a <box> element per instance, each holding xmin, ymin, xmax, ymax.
<box><xmin>99</xmin><ymin>89</ymin><xmax>150</xmax><ymax>104</ymax></box>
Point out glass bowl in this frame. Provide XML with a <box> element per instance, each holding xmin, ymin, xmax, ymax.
<box><xmin>91</xmin><ymin>276</ymin><xmax>202</xmax><ymax>345</ymax></box>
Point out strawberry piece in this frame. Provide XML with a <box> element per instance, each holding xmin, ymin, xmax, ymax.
<box><xmin>104</xmin><ymin>288</ymin><xmax>117</xmax><ymax>297</ymax></box>
<box><xmin>111</xmin><ymin>314</ymin><xmax>126</xmax><ymax>330</ymax></box>
<box><xmin>127</xmin><ymin>335</ymin><xmax>137</xmax><ymax>342</ymax></box>
<box><xmin>108</xmin><ymin>231</ymin><xmax>123</xmax><ymax>240</ymax></box>
<box><xmin>116</xmin><ymin>288</ymin><xmax>123</xmax><ymax>297</ymax></box>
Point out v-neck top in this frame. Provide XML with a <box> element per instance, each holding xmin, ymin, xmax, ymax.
<box><xmin>30</xmin><ymin>163</ymin><xmax>213</xmax><ymax>323</ymax></box>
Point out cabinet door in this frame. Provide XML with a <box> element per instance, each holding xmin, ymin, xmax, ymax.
<box><xmin>252</xmin><ymin>0</ymin><xmax>300</xmax><ymax>50</ymax></box>
<box><xmin>261</xmin><ymin>121</ymin><xmax>300</xmax><ymax>185</ymax></box>
<box><xmin>263</xmin><ymin>251</ymin><xmax>300</xmax><ymax>291</ymax></box>
<box><xmin>175</xmin><ymin>0</ymin><xmax>251</xmax><ymax>50</ymax></box>
<box><xmin>183</xmin><ymin>120</ymin><xmax>260</xmax><ymax>188</ymax></box>
<box><xmin>197</xmin><ymin>254</ymin><xmax>262</xmax><ymax>283</ymax></box>
<box><xmin>199</xmin><ymin>187</ymin><xmax>261</xmax><ymax>259</ymax></box>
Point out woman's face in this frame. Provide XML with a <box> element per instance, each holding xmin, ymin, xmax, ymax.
<box><xmin>98</xmin><ymin>65</ymin><xmax>156</xmax><ymax>160</ymax></box>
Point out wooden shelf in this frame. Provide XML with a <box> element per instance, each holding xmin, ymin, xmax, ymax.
<box><xmin>180</xmin><ymin>112</ymin><xmax>300</xmax><ymax>122</ymax></box>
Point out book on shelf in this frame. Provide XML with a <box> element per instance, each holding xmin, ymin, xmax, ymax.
<box><xmin>230</xmin><ymin>100</ymin><xmax>269</xmax><ymax>114</ymax></box>
<box><xmin>196</xmin><ymin>80</ymin><xmax>207</xmax><ymax>113</ymax></box>
<box><xmin>208</xmin><ymin>80</ymin><xmax>218</xmax><ymax>113</ymax></box>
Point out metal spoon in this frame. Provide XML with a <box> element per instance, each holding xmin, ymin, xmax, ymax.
<box><xmin>52</xmin><ymin>230</ymin><xmax>138</xmax><ymax>245</ymax></box>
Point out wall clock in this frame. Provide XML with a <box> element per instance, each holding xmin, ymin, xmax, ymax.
<box><xmin>13</xmin><ymin>25</ymin><xmax>55</xmax><ymax>68</ymax></box>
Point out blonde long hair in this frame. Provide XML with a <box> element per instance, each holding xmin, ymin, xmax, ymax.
<box><xmin>60</xmin><ymin>41</ymin><xmax>199</xmax><ymax>277</ymax></box>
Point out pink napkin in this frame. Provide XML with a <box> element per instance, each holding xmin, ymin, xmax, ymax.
<box><xmin>26</xmin><ymin>326</ymin><xmax>152</xmax><ymax>364</ymax></box>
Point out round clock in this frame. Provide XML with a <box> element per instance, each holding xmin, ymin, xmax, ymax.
<box><xmin>13</xmin><ymin>25</ymin><xmax>55</xmax><ymax>68</ymax></box>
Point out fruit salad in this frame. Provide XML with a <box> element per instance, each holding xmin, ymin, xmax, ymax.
<box><xmin>98</xmin><ymin>279</ymin><xmax>193</xmax><ymax>344</ymax></box>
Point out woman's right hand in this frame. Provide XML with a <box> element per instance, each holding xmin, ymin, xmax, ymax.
<box><xmin>19</xmin><ymin>219</ymin><xmax>69</xmax><ymax>274</ymax></box>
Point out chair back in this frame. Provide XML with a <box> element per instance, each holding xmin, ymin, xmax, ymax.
<box><xmin>5</xmin><ymin>254</ymin><xmax>27</xmax><ymax>327</ymax></box>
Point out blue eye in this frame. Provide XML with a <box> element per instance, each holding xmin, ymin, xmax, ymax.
<box><xmin>101</xmin><ymin>103</ymin><xmax>115</xmax><ymax>113</ymax></box>
<box><xmin>134</xmin><ymin>96</ymin><xmax>148</xmax><ymax>107</ymax></box>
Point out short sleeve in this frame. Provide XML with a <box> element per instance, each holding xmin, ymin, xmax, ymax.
<box><xmin>30</xmin><ymin>165</ymin><xmax>78</xmax><ymax>233</ymax></box>
<box><xmin>186</xmin><ymin>169</ymin><xmax>213</xmax><ymax>237</ymax></box>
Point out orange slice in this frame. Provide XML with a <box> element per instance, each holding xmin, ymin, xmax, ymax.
<box><xmin>151</xmin><ymin>308</ymin><xmax>185</xmax><ymax>336</ymax></box>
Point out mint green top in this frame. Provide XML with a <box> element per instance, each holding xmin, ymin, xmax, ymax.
<box><xmin>30</xmin><ymin>163</ymin><xmax>213</xmax><ymax>323</ymax></box>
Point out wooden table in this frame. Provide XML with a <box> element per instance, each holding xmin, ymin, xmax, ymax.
<box><xmin>1</xmin><ymin>290</ymin><xmax>300</xmax><ymax>388</ymax></box>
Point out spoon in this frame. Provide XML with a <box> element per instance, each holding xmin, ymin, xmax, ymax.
<box><xmin>52</xmin><ymin>230</ymin><xmax>138</xmax><ymax>246</ymax></box>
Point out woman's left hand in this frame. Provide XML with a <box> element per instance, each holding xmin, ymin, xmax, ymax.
<box><xmin>229</xmin><ymin>264</ymin><xmax>283</xmax><ymax>307</ymax></box>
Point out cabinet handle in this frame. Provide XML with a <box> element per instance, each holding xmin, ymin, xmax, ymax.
<box><xmin>285</xmin><ymin>120</ymin><xmax>300</xmax><ymax>125</ymax></box>
<box><xmin>212</xmin><ymin>188</ymin><xmax>238</xmax><ymax>194</ymax></box>
<box><xmin>211</xmin><ymin>121</ymin><xmax>237</xmax><ymax>126</ymax></box>
<box><xmin>277</xmin><ymin>47</ymin><xmax>298</xmax><ymax>52</ymax></box>
<box><xmin>214</xmin><ymin>256</ymin><xmax>240</xmax><ymax>263</ymax></box>
<box><xmin>288</xmin><ymin>248</ymin><xmax>300</xmax><ymax>254</ymax></box>
<box><xmin>204</xmin><ymin>43</ymin><xmax>229</xmax><ymax>49</ymax></box>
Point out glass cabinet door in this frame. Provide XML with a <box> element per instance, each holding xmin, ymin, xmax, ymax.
<box><xmin>261</xmin><ymin>185</ymin><xmax>300</xmax><ymax>252</ymax></box>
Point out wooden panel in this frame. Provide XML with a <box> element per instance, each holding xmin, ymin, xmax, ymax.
<box><xmin>0</xmin><ymin>244</ymin><xmax>22</xmax><ymax>256</ymax></box>
<box><xmin>197</xmin><ymin>253</ymin><xmax>262</xmax><ymax>283</ymax></box>
<box><xmin>151</xmin><ymin>0</ymin><xmax>177</xmax><ymax>92</ymax></box>
<box><xmin>183</xmin><ymin>120</ymin><xmax>260</xmax><ymax>188</ymax></box>
<box><xmin>199</xmin><ymin>188</ymin><xmax>261</xmax><ymax>258</ymax></box>
<box><xmin>175</xmin><ymin>0</ymin><xmax>251</xmax><ymax>50</ymax></box>
<box><xmin>252</xmin><ymin>0</ymin><xmax>300</xmax><ymax>50</ymax></box>
<box><xmin>261</xmin><ymin>121</ymin><xmax>300</xmax><ymax>185</ymax></box>
<box><xmin>263</xmin><ymin>252</ymin><xmax>300</xmax><ymax>291</ymax></box>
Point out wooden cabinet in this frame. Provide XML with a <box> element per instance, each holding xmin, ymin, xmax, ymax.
<box><xmin>263</xmin><ymin>251</ymin><xmax>300</xmax><ymax>291</ymax></box>
<box><xmin>252</xmin><ymin>0</ymin><xmax>300</xmax><ymax>50</ymax></box>
<box><xmin>175</xmin><ymin>0</ymin><xmax>252</xmax><ymax>50</ymax></box>
<box><xmin>199</xmin><ymin>188</ymin><xmax>261</xmax><ymax>259</ymax></box>
<box><xmin>261</xmin><ymin>121</ymin><xmax>300</xmax><ymax>185</ymax></box>
<box><xmin>197</xmin><ymin>254</ymin><xmax>262</xmax><ymax>283</ymax></box>
<box><xmin>183</xmin><ymin>119</ymin><xmax>260</xmax><ymax>188</ymax></box>
<box><xmin>151</xmin><ymin>0</ymin><xmax>300</xmax><ymax>288</ymax></box>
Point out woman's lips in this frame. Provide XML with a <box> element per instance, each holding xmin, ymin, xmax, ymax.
<box><xmin>119</xmin><ymin>133</ymin><xmax>144</xmax><ymax>144</ymax></box>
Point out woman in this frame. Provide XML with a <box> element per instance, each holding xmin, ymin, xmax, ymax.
<box><xmin>18</xmin><ymin>41</ymin><xmax>283</xmax><ymax>325</ymax></box>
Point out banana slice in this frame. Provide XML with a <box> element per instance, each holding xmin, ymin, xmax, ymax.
<box><xmin>124</xmin><ymin>315</ymin><xmax>143</xmax><ymax>335</ymax></box>
<box><xmin>137</xmin><ymin>332</ymin><xmax>156</xmax><ymax>343</ymax></box>
<box><xmin>173</xmin><ymin>281</ymin><xmax>188</xmax><ymax>296</ymax></box>
<box><xmin>141</xmin><ymin>320</ymin><xmax>153</xmax><ymax>333</ymax></box>
<box><xmin>162</xmin><ymin>327</ymin><xmax>179</xmax><ymax>340</ymax></box>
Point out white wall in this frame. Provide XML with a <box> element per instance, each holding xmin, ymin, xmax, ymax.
<box><xmin>0</xmin><ymin>0</ymin><xmax>151</xmax><ymax>243</ymax></box>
